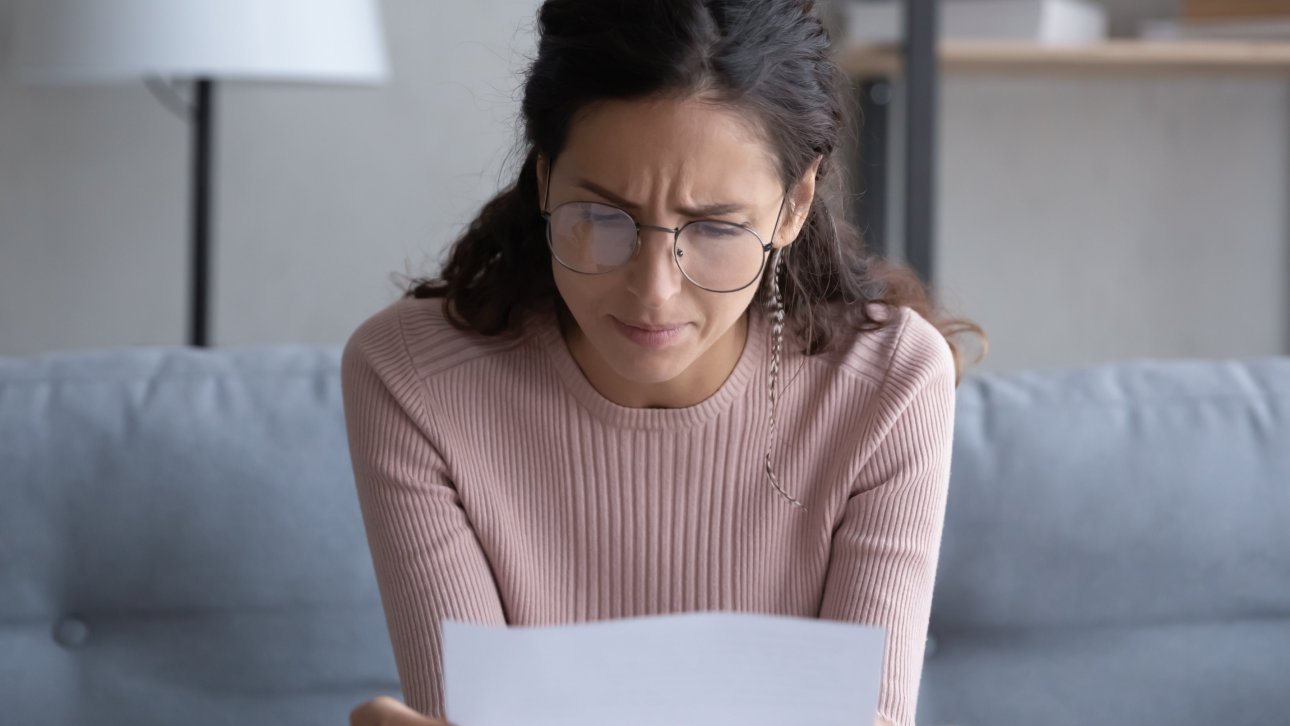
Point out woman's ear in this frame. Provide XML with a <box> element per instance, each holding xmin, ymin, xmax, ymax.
<box><xmin>776</xmin><ymin>155</ymin><xmax>823</xmax><ymax>248</ymax></box>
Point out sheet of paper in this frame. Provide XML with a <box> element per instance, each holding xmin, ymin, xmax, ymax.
<box><xmin>442</xmin><ymin>611</ymin><xmax>885</xmax><ymax>726</ymax></box>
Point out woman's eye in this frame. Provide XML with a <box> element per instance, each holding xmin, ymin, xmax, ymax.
<box><xmin>692</xmin><ymin>222</ymin><xmax>744</xmax><ymax>237</ymax></box>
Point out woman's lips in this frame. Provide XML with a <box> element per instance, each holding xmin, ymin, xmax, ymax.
<box><xmin>611</xmin><ymin>316</ymin><xmax>687</xmax><ymax>348</ymax></box>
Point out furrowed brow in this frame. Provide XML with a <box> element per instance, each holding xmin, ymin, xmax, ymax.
<box><xmin>573</xmin><ymin>178</ymin><xmax>748</xmax><ymax>217</ymax></box>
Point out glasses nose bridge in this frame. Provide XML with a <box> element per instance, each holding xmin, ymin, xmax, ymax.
<box><xmin>624</xmin><ymin>219</ymin><xmax>683</xmax><ymax>283</ymax></box>
<box><xmin>631</xmin><ymin>221</ymin><xmax>682</xmax><ymax>257</ymax></box>
<box><xmin>636</xmin><ymin>221</ymin><xmax>681</xmax><ymax>240</ymax></box>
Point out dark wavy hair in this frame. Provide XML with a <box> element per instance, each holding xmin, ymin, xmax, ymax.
<box><xmin>404</xmin><ymin>0</ymin><xmax>986</xmax><ymax>383</ymax></box>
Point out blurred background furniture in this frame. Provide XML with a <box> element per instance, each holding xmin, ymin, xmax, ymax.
<box><xmin>842</xmin><ymin>0</ymin><xmax>943</xmax><ymax>286</ymax></box>
<box><xmin>921</xmin><ymin>352</ymin><xmax>1290</xmax><ymax>725</ymax></box>
<box><xmin>3</xmin><ymin>338</ymin><xmax>1286</xmax><ymax>725</ymax></box>
<box><xmin>840</xmin><ymin>0</ymin><xmax>1290</xmax><ymax>288</ymax></box>
<box><xmin>11</xmin><ymin>0</ymin><xmax>388</xmax><ymax>347</ymax></box>
<box><xmin>0</xmin><ymin>344</ymin><xmax>399</xmax><ymax>726</ymax></box>
<box><xmin>3</xmin><ymin>1</ymin><xmax>1286</xmax><ymax>372</ymax></box>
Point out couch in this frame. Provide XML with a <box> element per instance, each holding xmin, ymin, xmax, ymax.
<box><xmin>2</xmin><ymin>342</ymin><xmax>1287</xmax><ymax>726</ymax></box>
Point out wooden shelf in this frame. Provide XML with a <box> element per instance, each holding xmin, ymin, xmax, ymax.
<box><xmin>835</xmin><ymin>40</ymin><xmax>1290</xmax><ymax>78</ymax></box>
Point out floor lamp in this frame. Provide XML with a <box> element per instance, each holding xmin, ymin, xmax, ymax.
<box><xmin>13</xmin><ymin>0</ymin><xmax>389</xmax><ymax>347</ymax></box>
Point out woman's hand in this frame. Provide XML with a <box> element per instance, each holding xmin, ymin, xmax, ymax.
<box><xmin>348</xmin><ymin>697</ymin><xmax>893</xmax><ymax>726</ymax></box>
<box><xmin>349</xmin><ymin>696</ymin><xmax>455</xmax><ymax>726</ymax></box>
<box><xmin>349</xmin><ymin>696</ymin><xmax>889</xmax><ymax>726</ymax></box>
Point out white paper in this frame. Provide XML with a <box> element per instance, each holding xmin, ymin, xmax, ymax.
<box><xmin>442</xmin><ymin>611</ymin><xmax>885</xmax><ymax>726</ymax></box>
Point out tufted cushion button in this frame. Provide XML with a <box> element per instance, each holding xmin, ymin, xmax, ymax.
<box><xmin>53</xmin><ymin>616</ymin><xmax>91</xmax><ymax>648</ymax></box>
<box><xmin>924</xmin><ymin>633</ymin><xmax>938</xmax><ymax>658</ymax></box>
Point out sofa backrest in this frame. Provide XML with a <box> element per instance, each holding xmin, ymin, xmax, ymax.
<box><xmin>0</xmin><ymin>345</ymin><xmax>398</xmax><ymax>726</ymax></box>
<box><xmin>921</xmin><ymin>356</ymin><xmax>1290</xmax><ymax>726</ymax></box>
<box><xmin>4</xmin><ymin>345</ymin><xmax>1288</xmax><ymax>726</ymax></box>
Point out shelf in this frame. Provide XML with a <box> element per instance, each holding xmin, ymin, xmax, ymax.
<box><xmin>834</xmin><ymin>40</ymin><xmax>1290</xmax><ymax>78</ymax></box>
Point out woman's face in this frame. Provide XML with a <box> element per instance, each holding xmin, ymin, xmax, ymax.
<box><xmin>536</xmin><ymin>95</ymin><xmax>817</xmax><ymax>406</ymax></box>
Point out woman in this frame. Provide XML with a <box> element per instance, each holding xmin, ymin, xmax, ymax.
<box><xmin>342</xmin><ymin>1</ymin><xmax>985</xmax><ymax>724</ymax></box>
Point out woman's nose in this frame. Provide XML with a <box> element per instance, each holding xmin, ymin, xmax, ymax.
<box><xmin>624</xmin><ymin>227</ymin><xmax>684</xmax><ymax>307</ymax></box>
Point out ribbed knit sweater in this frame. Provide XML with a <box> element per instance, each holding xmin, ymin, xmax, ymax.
<box><xmin>340</xmin><ymin>295</ymin><xmax>957</xmax><ymax>726</ymax></box>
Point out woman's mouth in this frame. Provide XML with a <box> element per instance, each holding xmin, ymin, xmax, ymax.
<box><xmin>611</xmin><ymin>316</ymin><xmax>688</xmax><ymax>348</ymax></box>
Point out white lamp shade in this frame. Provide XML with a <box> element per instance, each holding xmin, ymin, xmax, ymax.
<box><xmin>13</xmin><ymin>0</ymin><xmax>389</xmax><ymax>85</ymax></box>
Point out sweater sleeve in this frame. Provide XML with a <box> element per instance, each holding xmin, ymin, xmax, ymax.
<box><xmin>817</xmin><ymin>317</ymin><xmax>957</xmax><ymax>726</ymax></box>
<box><xmin>340</xmin><ymin>307</ymin><xmax>507</xmax><ymax>719</ymax></box>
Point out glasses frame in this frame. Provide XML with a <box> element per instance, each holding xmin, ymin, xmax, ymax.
<box><xmin>540</xmin><ymin>160</ymin><xmax>786</xmax><ymax>294</ymax></box>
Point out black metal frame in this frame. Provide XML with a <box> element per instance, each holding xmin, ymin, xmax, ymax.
<box><xmin>856</xmin><ymin>80</ymin><xmax>890</xmax><ymax>260</ymax></box>
<box><xmin>904</xmin><ymin>0</ymin><xmax>938</xmax><ymax>286</ymax></box>
<box><xmin>854</xmin><ymin>0</ymin><xmax>939</xmax><ymax>287</ymax></box>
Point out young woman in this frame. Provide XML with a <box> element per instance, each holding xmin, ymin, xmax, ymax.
<box><xmin>342</xmin><ymin>1</ymin><xmax>985</xmax><ymax>725</ymax></box>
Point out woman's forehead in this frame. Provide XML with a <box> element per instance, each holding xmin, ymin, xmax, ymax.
<box><xmin>558</xmin><ymin>96</ymin><xmax>782</xmax><ymax>197</ymax></box>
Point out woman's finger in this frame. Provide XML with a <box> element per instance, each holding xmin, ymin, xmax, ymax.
<box><xmin>350</xmin><ymin>695</ymin><xmax>454</xmax><ymax>726</ymax></box>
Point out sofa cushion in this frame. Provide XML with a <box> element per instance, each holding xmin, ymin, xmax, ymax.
<box><xmin>921</xmin><ymin>356</ymin><xmax>1290</xmax><ymax>726</ymax></box>
<box><xmin>0</xmin><ymin>345</ymin><xmax>398</xmax><ymax>726</ymax></box>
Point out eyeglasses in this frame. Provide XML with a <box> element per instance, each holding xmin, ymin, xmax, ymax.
<box><xmin>540</xmin><ymin>162</ymin><xmax>786</xmax><ymax>294</ymax></box>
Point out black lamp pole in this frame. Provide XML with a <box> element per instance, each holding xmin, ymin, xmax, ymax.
<box><xmin>189</xmin><ymin>78</ymin><xmax>215</xmax><ymax>347</ymax></box>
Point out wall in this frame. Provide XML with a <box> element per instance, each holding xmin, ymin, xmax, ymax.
<box><xmin>0</xmin><ymin>0</ymin><xmax>540</xmax><ymax>353</ymax></box>
<box><xmin>1</xmin><ymin>0</ymin><xmax>1286</xmax><ymax>373</ymax></box>
<box><xmin>936</xmin><ymin>74</ymin><xmax>1289</xmax><ymax>373</ymax></box>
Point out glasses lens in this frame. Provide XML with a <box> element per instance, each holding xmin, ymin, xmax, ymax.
<box><xmin>547</xmin><ymin>202</ymin><xmax>637</xmax><ymax>273</ymax></box>
<box><xmin>676</xmin><ymin>221</ymin><xmax>767</xmax><ymax>292</ymax></box>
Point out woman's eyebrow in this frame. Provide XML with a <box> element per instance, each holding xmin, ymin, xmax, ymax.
<box><xmin>573</xmin><ymin>178</ymin><xmax>748</xmax><ymax>217</ymax></box>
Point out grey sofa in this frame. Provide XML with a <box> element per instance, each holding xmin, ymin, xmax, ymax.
<box><xmin>2</xmin><ymin>343</ymin><xmax>1288</xmax><ymax>726</ymax></box>
<box><xmin>0</xmin><ymin>346</ymin><xmax>399</xmax><ymax>726</ymax></box>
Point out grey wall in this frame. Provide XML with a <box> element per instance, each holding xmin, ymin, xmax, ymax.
<box><xmin>2</xmin><ymin>0</ymin><xmax>1287</xmax><ymax>374</ymax></box>
<box><xmin>936</xmin><ymin>73</ymin><xmax>1290</xmax><ymax>373</ymax></box>
<box><xmin>0</xmin><ymin>0</ymin><xmax>539</xmax><ymax>353</ymax></box>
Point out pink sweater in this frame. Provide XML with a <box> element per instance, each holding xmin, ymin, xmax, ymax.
<box><xmin>340</xmin><ymin>295</ymin><xmax>957</xmax><ymax>726</ymax></box>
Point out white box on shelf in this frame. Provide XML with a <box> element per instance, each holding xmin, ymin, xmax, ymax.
<box><xmin>843</xmin><ymin>0</ymin><xmax>1109</xmax><ymax>47</ymax></box>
